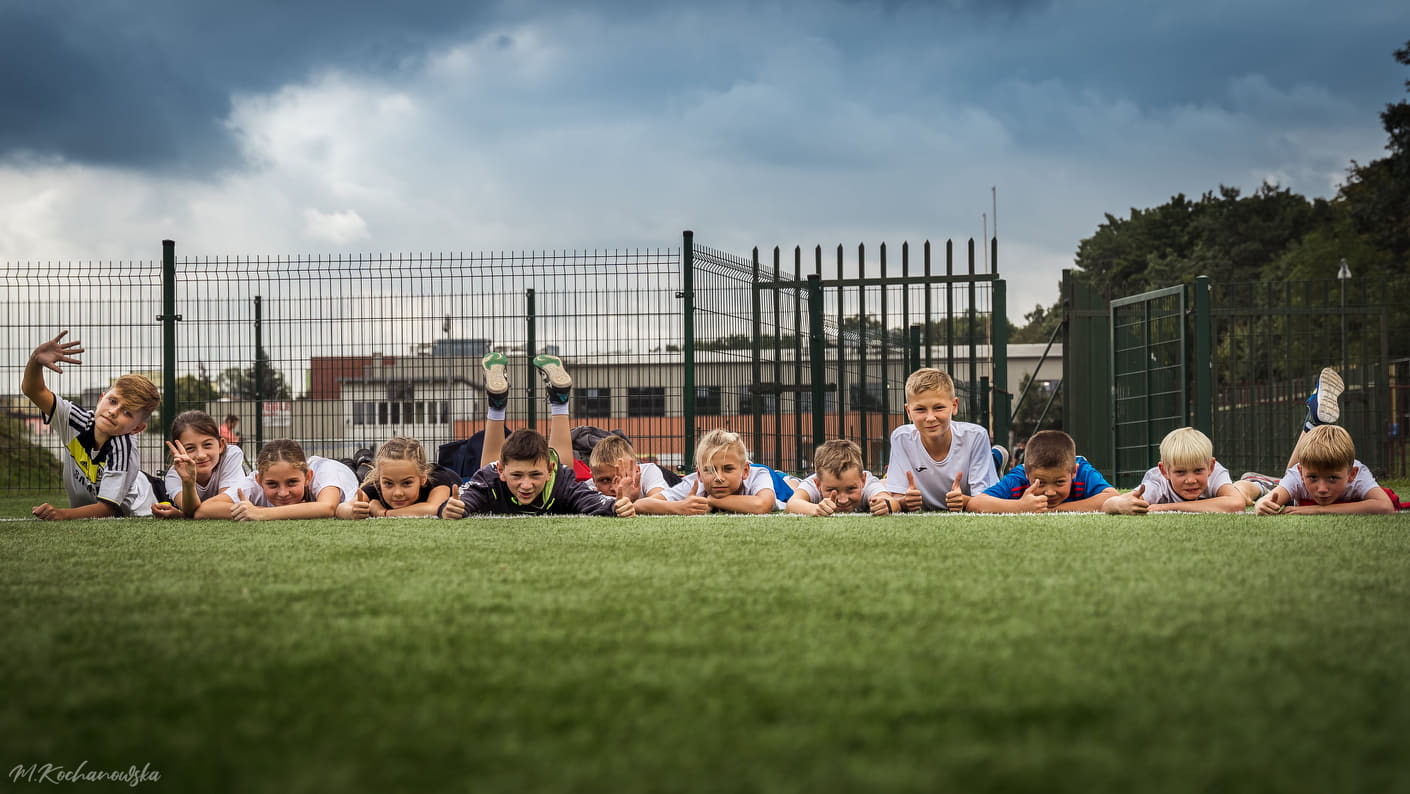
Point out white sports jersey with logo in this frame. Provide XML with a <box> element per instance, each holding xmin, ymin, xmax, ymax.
<box><xmin>222</xmin><ymin>456</ymin><xmax>360</xmax><ymax>507</ymax></box>
<box><xmin>1137</xmin><ymin>461</ymin><xmax>1234</xmax><ymax>504</ymax></box>
<box><xmin>883</xmin><ymin>421</ymin><xmax>998</xmax><ymax>510</ymax></box>
<box><xmin>45</xmin><ymin>394</ymin><xmax>154</xmax><ymax>516</ymax></box>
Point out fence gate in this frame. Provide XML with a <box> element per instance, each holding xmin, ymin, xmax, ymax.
<box><xmin>1109</xmin><ymin>285</ymin><xmax>1189</xmax><ymax>488</ymax></box>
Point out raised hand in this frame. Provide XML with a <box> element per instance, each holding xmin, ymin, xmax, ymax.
<box><xmin>166</xmin><ymin>440</ymin><xmax>197</xmax><ymax>484</ymax></box>
<box><xmin>815</xmin><ymin>497</ymin><xmax>837</xmax><ymax>517</ymax></box>
<box><xmin>614</xmin><ymin>458</ymin><xmax>643</xmax><ymax>502</ymax></box>
<box><xmin>1017</xmin><ymin>481</ymin><xmax>1050</xmax><ymax>513</ymax></box>
<box><xmin>945</xmin><ymin>472</ymin><xmax>966</xmax><ymax>512</ymax></box>
<box><xmin>31</xmin><ymin>331</ymin><xmax>84</xmax><ymax>373</ymax></box>
<box><xmin>902</xmin><ymin>471</ymin><xmax>923</xmax><ymax>512</ymax></box>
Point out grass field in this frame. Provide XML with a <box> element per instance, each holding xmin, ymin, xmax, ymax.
<box><xmin>2</xmin><ymin>493</ymin><xmax>1408</xmax><ymax>793</ymax></box>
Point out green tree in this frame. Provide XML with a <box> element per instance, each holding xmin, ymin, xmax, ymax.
<box><xmin>150</xmin><ymin>373</ymin><xmax>222</xmax><ymax>434</ymax></box>
<box><xmin>219</xmin><ymin>348</ymin><xmax>291</xmax><ymax>400</ymax></box>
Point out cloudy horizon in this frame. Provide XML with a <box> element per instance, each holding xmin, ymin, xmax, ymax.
<box><xmin>2</xmin><ymin>0</ymin><xmax>1404</xmax><ymax>321</ymax></box>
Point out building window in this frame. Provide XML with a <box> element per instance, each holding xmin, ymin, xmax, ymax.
<box><xmin>576</xmin><ymin>387</ymin><xmax>612</xmax><ymax>418</ymax></box>
<box><xmin>737</xmin><ymin>386</ymin><xmax>776</xmax><ymax>415</ymax></box>
<box><xmin>848</xmin><ymin>383</ymin><xmax>885</xmax><ymax>412</ymax></box>
<box><xmin>627</xmin><ymin>387</ymin><xmax>666</xmax><ymax>417</ymax></box>
<box><xmin>353</xmin><ymin>402</ymin><xmax>376</xmax><ymax>426</ymax></box>
<box><xmin>694</xmin><ymin>386</ymin><xmax>721</xmax><ymax>416</ymax></box>
<box><xmin>378</xmin><ymin>402</ymin><xmax>389</xmax><ymax>425</ymax></box>
<box><xmin>796</xmin><ymin>387</ymin><xmax>835</xmax><ymax>414</ymax></box>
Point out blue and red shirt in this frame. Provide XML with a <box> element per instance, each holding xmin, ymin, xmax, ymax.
<box><xmin>982</xmin><ymin>456</ymin><xmax>1113</xmax><ymax>503</ymax></box>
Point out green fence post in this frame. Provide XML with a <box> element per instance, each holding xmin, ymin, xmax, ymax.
<box><xmin>808</xmin><ymin>274</ymin><xmax>825</xmax><ymax>455</ymax></box>
<box><xmin>993</xmin><ymin>277</ymin><xmax>1010</xmax><ymax>449</ymax></box>
<box><xmin>772</xmin><ymin>247</ymin><xmax>783</xmax><ymax>471</ymax></box>
<box><xmin>681</xmin><ymin>231</ymin><xmax>696</xmax><ymax>467</ymax></box>
<box><xmin>160</xmin><ymin>240</ymin><xmax>178</xmax><ymax>442</ymax></box>
<box><xmin>253</xmin><ymin>296</ymin><xmax>264</xmax><ymax>451</ymax></box>
<box><xmin>751</xmin><ymin>247</ymin><xmax>763</xmax><ymax>461</ymax></box>
<box><xmin>908</xmin><ymin>324</ymin><xmax>921</xmax><ymax>381</ymax></box>
<box><xmin>793</xmin><ymin>246</ymin><xmax>803</xmax><ymax>471</ymax></box>
<box><xmin>1193</xmin><ymin>275</ymin><xmax>1212</xmax><ymax>435</ymax></box>
<box><xmin>526</xmin><ymin>288</ymin><xmax>536</xmax><ymax>432</ymax></box>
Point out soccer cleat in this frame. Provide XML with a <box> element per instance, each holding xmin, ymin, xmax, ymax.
<box><xmin>991</xmin><ymin>444</ymin><xmax>1011</xmax><ymax>475</ymax></box>
<box><xmin>1239</xmin><ymin>472</ymin><xmax>1280</xmax><ymax>498</ymax></box>
<box><xmin>1304</xmin><ymin>367</ymin><xmax>1343</xmax><ymax>427</ymax></box>
<box><xmin>533</xmin><ymin>354</ymin><xmax>573</xmax><ymax>406</ymax></box>
<box><xmin>482</xmin><ymin>352</ymin><xmax>510</xmax><ymax>411</ymax></box>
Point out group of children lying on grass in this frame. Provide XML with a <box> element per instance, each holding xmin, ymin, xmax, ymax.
<box><xmin>23</xmin><ymin>331</ymin><xmax>1400</xmax><ymax>521</ymax></box>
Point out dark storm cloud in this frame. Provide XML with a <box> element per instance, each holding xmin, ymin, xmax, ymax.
<box><xmin>0</xmin><ymin>0</ymin><xmax>489</xmax><ymax>171</ymax></box>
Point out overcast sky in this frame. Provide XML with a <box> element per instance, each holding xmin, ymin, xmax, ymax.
<box><xmin>1</xmin><ymin>0</ymin><xmax>1404</xmax><ymax>320</ymax></box>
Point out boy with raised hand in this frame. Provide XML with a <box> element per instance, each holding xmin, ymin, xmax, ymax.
<box><xmin>1253</xmin><ymin>424</ymin><xmax>1394</xmax><ymax>515</ymax></box>
<box><xmin>23</xmin><ymin>331</ymin><xmax>162</xmax><ymax>519</ymax></box>
<box><xmin>966</xmin><ymin>430</ymin><xmax>1117</xmax><ymax>514</ymax></box>
<box><xmin>788</xmin><ymin>439</ymin><xmax>892</xmax><ymax>516</ymax></box>
<box><xmin>1101</xmin><ymin>427</ymin><xmax>1245</xmax><ymax>514</ymax></box>
<box><xmin>446</xmin><ymin>428</ymin><xmax>634</xmax><ymax>517</ymax></box>
<box><xmin>884</xmin><ymin>367</ymin><xmax>1000</xmax><ymax>512</ymax></box>
<box><xmin>588</xmin><ymin>434</ymin><xmax>708</xmax><ymax>516</ymax></box>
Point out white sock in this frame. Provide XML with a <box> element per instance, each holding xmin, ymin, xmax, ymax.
<box><xmin>550</xmin><ymin>402</ymin><xmax>569</xmax><ymax>417</ymax></box>
<box><xmin>488</xmin><ymin>407</ymin><xmax>506</xmax><ymax>422</ymax></box>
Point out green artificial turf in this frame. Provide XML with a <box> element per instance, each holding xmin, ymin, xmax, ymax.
<box><xmin>2</xmin><ymin>512</ymin><xmax>1408</xmax><ymax>794</ymax></box>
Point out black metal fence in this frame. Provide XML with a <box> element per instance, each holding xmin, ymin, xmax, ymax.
<box><xmin>3</xmin><ymin>232</ymin><xmax>1005</xmax><ymax>492</ymax></box>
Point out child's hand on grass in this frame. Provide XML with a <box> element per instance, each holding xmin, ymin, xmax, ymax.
<box><xmin>338</xmin><ymin>498</ymin><xmax>371</xmax><ymax>520</ymax></box>
<box><xmin>230</xmin><ymin>489</ymin><xmax>263</xmax><ymax>522</ymax></box>
<box><xmin>31</xmin><ymin>331</ymin><xmax>84</xmax><ymax>373</ymax></box>
<box><xmin>813</xmin><ymin>497</ymin><xmax>837</xmax><ymax>517</ymax></box>
<box><xmin>614</xmin><ymin>496</ymin><xmax>636</xmax><ymax>517</ymax></box>
<box><xmin>675</xmin><ymin>495</ymin><xmax>710</xmax><ymax>515</ymax></box>
<box><xmin>32</xmin><ymin>502</ymin><xmax>62</xmax><ymax>520</ymax></box>
<box><xmin>869</xmin><ymin>495</ymin><xmax>898</xmax><ymax>515</ymax></box>
<box><xmin>1254</xmin><ymin>494</ymin><xmax>1284</xmax><ymax>516</ymax></box>
<box><xmin>151</xmin><ymin>502</ymin><xmax>183</xmax><ymax>519</ymax></box>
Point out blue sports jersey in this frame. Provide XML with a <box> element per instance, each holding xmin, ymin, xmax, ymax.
<box><xmin>982</xmin><ymin>456</ymin><xmax>1112</xmax><ymax>502</ymax></box>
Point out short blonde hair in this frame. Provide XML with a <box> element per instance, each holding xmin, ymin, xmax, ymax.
<box><xmin>112</xmin><ymin>374</ymin><xmax>161</xmax><ymax>419</ymax></box>
<box><xmin>695</xmin><ymin>428</ymin><xmax>749</xmax><ymax>473</ymax></box>
<box><xmin>904</xmin><ymin>368</ymin><xmax>955</xmax><ymax>402</ymax></box>
<box><xmin>813</xmin><ymin>439</ymin><xmax>862</xmax><ymax>479</ymax></box>
<box><xmin>589</xmin><ymin>435</ymin><xmax>637</xmax><ymax>468</ymax></box>
<box><xmin>1159</xmin><ymin>427</ymin><xmax>1214</xmax><ymax>468</ymax></box>
<box><xmin>1297</xmin><ymin>425</ymin><xmax>1356</xmax><ymax>471</ymax></box>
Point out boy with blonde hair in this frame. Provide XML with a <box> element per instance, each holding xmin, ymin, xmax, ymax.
<box><xmin>1102</xmin><ymin>427</ymin><xmax>1245</xmax><ymax>514</ymax></box>
<box><xmin>787</xmin><ymin>439</ymin><xmax>892</xmax><ymax>516</ymax></box>
<box><xmin>884</xmin><ymin>368</ymin><xmax>1000</xmax><ymax>512</ymax></box>
<box><xmin>588</xmin><ymin>434</ymin><xmax>707</xmax><ymax>515</ymax></box>
<box><xmin>1253</xmin><ymin>425</ymin><xmax>1394</xmax><ymax>515</ymax></box>
<box><xmin>23</xmin><ymin>331</ymin><xmax>162</xmax><ymax>518</ymax></box>
<box><xmin>967</xmin><ymin>429</ymin><xmax>1117</xmax><ymax>513</ymax></box>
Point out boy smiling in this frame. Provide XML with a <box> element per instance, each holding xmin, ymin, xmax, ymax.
<box><xmin>884</xmin><ymin>368</ymin><xmax>1000</xmax><ymax>512</ymax></box>
<box><xmin>966</xmin><ymin>430</ymin><xmax>1117</xmax><ymax>514</ymax></box>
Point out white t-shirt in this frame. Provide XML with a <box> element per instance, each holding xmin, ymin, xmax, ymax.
<box><xmin>222</xmin><ymin>456</ymin><xmax>360</xmax><ymax>507</ymax></box>
<box><xmin>45</xmin><ymin>394</ymin><xmax>154</xmax><ymax>516</ymax></box>
<box><xmin>796</xmin><ymin>471</ymin><xmax>887</xmax><ymax>512</ymax></box>
<box><xmin>584</xmin><ymin>462</ymin><xmax>668</xmax><ymax>496</ymax></box>
<box><xmin>663</xmin><ymin>465</ymin><xmax>783</xmax><ymax>511</ymax></box>
<box><xmin>1137</xmin><ymin>461</ymin><xmax>1234</xmax><ymax>504</ymax></box>
<box><xmin>883</xmin><ymin>421</ymin><xmax>998</xmax><ymax>510</ymax></box>
<box><xmin>1278</xmin><ymin>461</ymin><xmax>1380</xmax><ymax>504</ymax></box>
<box><xmin>165</xmin><ymin>444</ymin><xmax>248</xmax><ymax>503</ymax></box>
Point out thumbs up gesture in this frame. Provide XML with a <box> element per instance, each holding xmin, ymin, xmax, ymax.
<box><xmin>339</xmin><ymin>496</ymin><xmax>371</xmax><ymax>520</ymax></box>
<box><xmin>614</xmin><ymin>494</ymin><xmax>636</xmax><ymax>517</ymax></box>
<box><xmin>902</xmin><ymin>471</ymin><xmax>923</xmax><ymax>512</ymax></box>
<box><xmin>1103</xmin><ymin>484</ymin><xmax>1149</xmax><ymax>515</ymax></box>
<box><xmin>1017</xmin><ymin>481</ymin><xmax>1049</xmax><ymax>513</ymax></box>
<box><xmin>815</xmin><ymin>497</ymin><xmax>837</xmax><ymax>517</ymax></box>
<box><xmin>440</xmin><ymin>497</ymin><xmax>466</xmax><ymax>520</ymax></box>
<box><xmin>230</xmin><ymin>488</ymin><xmax>259</xmax><ymax>521</ymax></box>
<box><xmin>945</xmin><ymin>472</ymin><xmax>967</xmax><ymax>512</ymax></box>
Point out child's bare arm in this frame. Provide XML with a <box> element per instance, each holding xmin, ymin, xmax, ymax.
<box><xmin>708</xmin><ymin>490</ymin><xmax>776</xmax><ymax>514</ymax></box>
<box><xmin>1283</xmin><ymin>487</ymin><xmax>1395</xmax><ymax>515</ymax></box>
<box><xmin>378</xmin><ymin>485</ymin><xmax>454</xmax><ymax>518</ymax></box>
<box><xmin>1148</xmin><ymin>483</ymin><xmax>1246</xmax><ymax>513</ymax></box>
<box><xmin>32</xmin><ymin>501</ymin><xmax>120</xmax><ymax>520</ymax></box>
<box><xmin>196</xmin><ymin>493</ymin><xmax>235</xmax><ymax>519</ymax></box>
<box><xmin>23</xmin><ymin>331</ymin><xmax>83</xmax><ymax>416</ymax></box>
<box><xmin>1055</xmin><ymin>487</ymin><xmax>1118</xmax><ymax>512</ymax></box>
